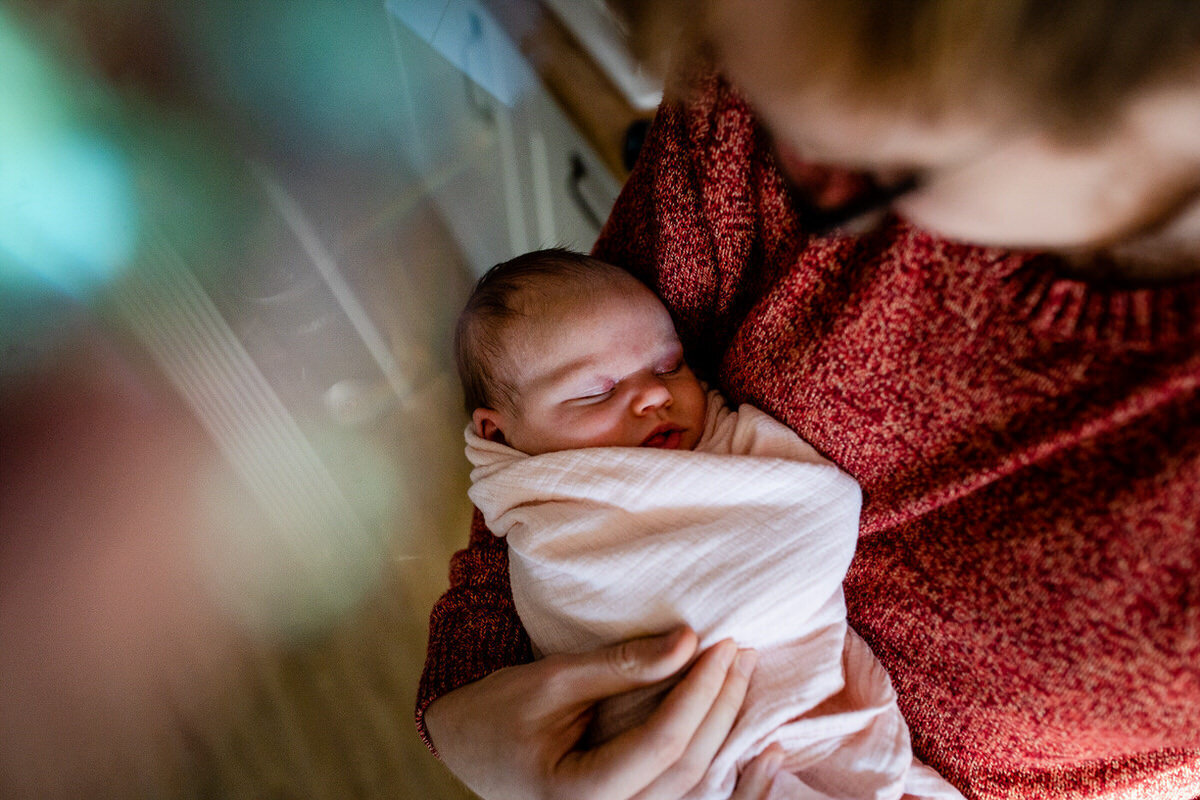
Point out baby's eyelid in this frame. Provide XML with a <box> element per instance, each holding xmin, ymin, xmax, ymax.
<box><xmin>572</xmin><ymin>384</ymin><xmax>615</xmax><ymax>402</ymax></box>
<box><xmin>656</xmin><ymin>358</ymin><xmax>685</xmax><ymax>375</ymax></box>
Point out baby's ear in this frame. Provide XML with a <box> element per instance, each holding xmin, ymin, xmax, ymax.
<box><xmin>471</xmin><ymin>408</ymin><xmax>508</xmax><ymax>444</ymax></box>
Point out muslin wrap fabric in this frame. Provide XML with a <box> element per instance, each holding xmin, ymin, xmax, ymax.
<box><xmin>465</xmin><ymin>391</ymin><xmax>962</xmax><ymax>800</ymax></box>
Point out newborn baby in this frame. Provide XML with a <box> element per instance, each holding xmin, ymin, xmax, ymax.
<box><xmin>455</xmin><ymin>248</ymin><xmax>962</xmax><ymax>800</ymax></box>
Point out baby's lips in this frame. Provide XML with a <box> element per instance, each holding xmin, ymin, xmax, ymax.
<box><xmin>641</xmin><ymin>426</ymin><xmax>684</xmax><ymax>448</ymax></box>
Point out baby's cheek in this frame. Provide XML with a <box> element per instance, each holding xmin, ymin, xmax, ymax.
<box><xmin>685</xmin><ymin>381</ymin><xmax>709</xmax><ymax>417</ymax></box>
<box><xmin>570</xmin><ymin>409</ymin><xmax>628</xmax><ymax>447</ymax></box>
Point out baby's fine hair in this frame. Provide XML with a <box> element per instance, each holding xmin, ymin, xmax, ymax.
<box><xmin>454</xmin><ymin>248</ymin><xmax>637</xmax><ymax>414</ymax></box>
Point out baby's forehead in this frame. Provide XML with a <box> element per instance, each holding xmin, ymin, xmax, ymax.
<box><xmin>525</xmin><ymin>269</ymin><xmax>642</xmax><ymax>305</ymax></box>
<box><xmin>502</xmin><ymin>284</ymin><xmax>677</xmax><ymax>377</ymax></box>
<box><xmin>512</xmin><ymin>278</ymin><xmax>659</xmax><ymax>334</ymax></box>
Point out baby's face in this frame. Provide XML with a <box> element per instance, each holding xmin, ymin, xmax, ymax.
<box><xmin>475</xmin><ymin>280</ymin><xmax>708</xmax><ymax>455</ymax></box>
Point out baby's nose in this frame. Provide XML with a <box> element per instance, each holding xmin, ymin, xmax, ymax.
<box><xmin>632</xmin><ymin>376</ymin><xmax>672</xmax><ymax>414</ymax></box>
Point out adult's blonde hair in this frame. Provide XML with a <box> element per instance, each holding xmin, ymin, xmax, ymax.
<box><xmin>610</xmin><ymin>0</ymin><xmax>1200</xmax><ymax>136</ymax></box>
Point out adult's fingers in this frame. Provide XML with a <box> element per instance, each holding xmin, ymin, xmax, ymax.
<box><xmin>561</xmin><ymin>638</ymin><xmax>739</xmax><ymax>799</ymax></box>
<box><xmin>631</xmin><ymin>648</ymin><xmax>758</xmax><ymax>800</ymax></box>
<box><xmin>544</xmin><ymin>626</ymin><xmax>700</xmax><ymax>708</ymax></box>
<box><xmin>730</xmin><ymin>745</ymin><xmax>785</xmax><ymax>800</ymax></box>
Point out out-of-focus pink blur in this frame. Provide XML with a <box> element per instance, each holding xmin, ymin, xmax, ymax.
<box><xmin>0</xmin><ymin>325</ymin><xmax>249</xmax><ymax>796</ymax></box>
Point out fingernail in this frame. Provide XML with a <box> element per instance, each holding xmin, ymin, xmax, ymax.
<box><xmin>718</xmin><ymin>639</ymin><xmax>738</xmax><ymax>669</ymax></box>
<box><xmin>734</xmin><ymin>648</ymin><xmax>758</xmax><ymax>678</ymax></box>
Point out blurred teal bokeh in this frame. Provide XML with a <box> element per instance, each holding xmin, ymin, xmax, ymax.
<box><xmin>0</xmin><ymin>10</ymin><xmax>138</xmax><ymax>296</ymax></box>
<box><xmin>0</xmin><ymin>0</ymin><xmax>407</xmax><ymax>310</ymax></box>
<box><xmin>178</xmin><ymin>0</ymin><xmax>408</xmax><ymax>158</ymax></box>
<box><xmin>1</xmin><ymin>0</ymin><xmax>412</xmax><ymax>642</ymax></box>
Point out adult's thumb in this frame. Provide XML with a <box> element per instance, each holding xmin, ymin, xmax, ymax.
<box><xmin>549</xmin><ymin>626</ymin><xmax>700</xmax><ymax>704</ymax></box>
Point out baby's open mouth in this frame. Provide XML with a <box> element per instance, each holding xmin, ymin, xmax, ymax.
<box><xmin>642</xmin><ymin>426</ymin><xmax>684</xmax><ymax>449</ymax></box>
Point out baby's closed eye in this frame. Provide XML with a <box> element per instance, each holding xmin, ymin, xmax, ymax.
<box><xmin>655</xmin><ymin>359</ymin><xmax>684</xmax><ymax>377</ymax></box>
<box><xmin>567</xmin><ymin>384</ymin><xmax>616</xmax><ymax>404</ymax></box>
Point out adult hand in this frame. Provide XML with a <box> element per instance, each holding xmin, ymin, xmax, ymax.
<box><xmin>424</xmin><ymin>626</ymin><xmax>757</xmax><ymax>800</ymax></box>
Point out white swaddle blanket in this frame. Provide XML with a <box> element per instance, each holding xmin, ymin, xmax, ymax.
<box><xmin>466</xmin><ymin>392</ymin><xmax>962</xmax><ymax>800</ymax></box>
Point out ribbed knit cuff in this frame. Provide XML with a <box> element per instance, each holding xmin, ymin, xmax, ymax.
<box><xmin>414</xmin><ymin>597</ymin><xmax>533</xmax><ymax>758</ymax></box>
<box><xmin>414</xmin><ymin>511</ymin><xmax>533</xmax><ymax>758</ymax></box>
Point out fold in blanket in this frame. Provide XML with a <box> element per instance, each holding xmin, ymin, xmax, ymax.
<box><xmin>466</xmin><ymin>391</ymin><xmax>963</xmax><ymax>800</ymax></box>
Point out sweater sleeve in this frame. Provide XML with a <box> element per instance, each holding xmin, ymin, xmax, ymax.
<box><xmin>414</xmin><ymin>510</ymin><xmax>533</xmax><ymax>756</ymax></box>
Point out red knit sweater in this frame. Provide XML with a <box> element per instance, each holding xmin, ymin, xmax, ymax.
<box><xmin>418</xmin><ymin>68</ymin><xmax>1200</xmax><ymax>799</ymax></box>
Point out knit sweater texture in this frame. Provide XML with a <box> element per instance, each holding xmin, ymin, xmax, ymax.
<box><xmin>417</xmin><ymin>66</ymin><xmax>1200</xmax><ymax>800</ymax></box>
